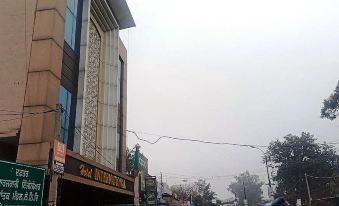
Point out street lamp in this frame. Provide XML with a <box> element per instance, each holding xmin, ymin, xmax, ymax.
<box><xmin>248</xmin><ymin>146</ymin><xmax>272</xmax><ymax>189</ymax></box>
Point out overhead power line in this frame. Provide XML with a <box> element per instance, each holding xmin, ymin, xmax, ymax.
<box><xmin>126</xmin><ymin>129</ymin><xmax>268</xmax><ymax>148</ymax></box>
<box><xmin>156</xmin><ymin>171</ymin><xmax>268</xmax><ymax>181</ymax></box>
<box><xmin>127</xmin><ymin>130</ymin><xmax>339</xmax><ymax>150</ymax></box>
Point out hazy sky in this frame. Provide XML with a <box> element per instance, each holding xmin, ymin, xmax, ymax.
<box><xmin>120</xmin><ymin>0</ymin><xmax>339</xmax><ymax>199</ymax></box>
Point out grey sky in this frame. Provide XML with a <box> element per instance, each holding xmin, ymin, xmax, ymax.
<box><xmin>120</xmin><ymin>0</ymin><xmax>339</xmax><ymax>199</ymax></box>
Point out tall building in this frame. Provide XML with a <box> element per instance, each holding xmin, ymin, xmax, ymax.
<box><xmin>0</xmin><ymin>0</ymin><xmax>135</xmax><ymax>205</ymax></box>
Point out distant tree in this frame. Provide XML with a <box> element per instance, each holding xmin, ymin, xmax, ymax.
<box><xmin>171</xmin><ymin>183</ymin><xmax>194</xmax><ymax>201</ymax></box>
<box><xmin>194</xmin><ymin>179</ymin><xmax>216</xmax><ymax>206</ymax></box>
<box><xmin>171</xmin><ymin>179</ymin><xmax>216</xmax><ymax>206</ymax></box>
<box><xmin>228</xmin><ymin>171</ymin><xmax>263</xmax><ymax>206</ymax></box>
<box><xmin>321</xmin><ymin>81</ymin><xmax>339</xmax><ymax>120</ymax></box>
<box><xmin>266</xmin><ymin>132</ymin><xmax>338</xmax><ymax>204</ymax></box>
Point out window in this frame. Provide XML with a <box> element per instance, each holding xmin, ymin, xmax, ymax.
<box><xmin>59</xmin><ymin>86</ymin><xmax>72</xmax><ymax>144</ymax></box>
<box><xmin>64</xmin><ymin>0</ymin><xmax>82</xmax><ymax>52</ymax></box>
<box><xmin>116</xmin><ymin>57</ymin><xmax>124</xmax><ymax>171</ymax></box>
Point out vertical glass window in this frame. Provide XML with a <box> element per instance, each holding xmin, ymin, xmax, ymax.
<box><xmin>116</xmin><ymin>57</ymin><xmax>124</xmax><ymax>171</ymax></box>
<box><xmin>59</xmin><ymin>86</ymin><xmax>72</xmax><ymax>144</ymax></box>
<box><xmin>116</xmin><ymin>133</ymin><xmax>120</xmax><ymax>171</ymax></box>
<box><xmin>117</xmin><ymin>58</ymin><xmax>122</xmax><ymax>105</ymax></box>
<box><xmin>64</xmin><ymin>0</ymin><xmax>82</xmax><ymax>52</ymax></box>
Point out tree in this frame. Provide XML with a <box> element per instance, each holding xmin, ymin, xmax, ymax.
<box><xmin>321</xmin><ymin>81</ymin><xmax>339</xmax><ymax>120</ymax></box>
<box><xmin>171</xmin><ymin>179</ymin><xmax>216</xmax><ymax>206</ymax></box>
<box><xmin>194</xmin><ymin>179</ymin><xmax>216</xmax><ymax>206</ymax></box>
<box><xmin>171</xmin><ymin>183</ymin><xmax>195</xmax><ymax>201</ymax></box>
<box><xmin>228</xmin><ymin>171</ymin><xmax>263</xmax><ymax>206</ymax></box>
<box><xmin>266</xmin><ymin>132</ymin><xmax>338</xmax><ymax>204</ymax></box>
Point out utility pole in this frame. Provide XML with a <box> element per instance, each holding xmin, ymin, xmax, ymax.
<box><xmin>249</xmin><ymin>145</ymin><xmax>272</xmax><ymax>199</ymax></box>
<box><xmin>243</xmin><ymin>181</ymin><xmax>248</xmax><ymax>206</ymax></box>
<box><xmin>305</xmin><ymin>173</ymin><xmax>312</xmax><ymax>206</ymax></box>
<box><xmin>265</xmin><ymin>156</ymin><xmax>272</xmax><ymax>188</ymax></box>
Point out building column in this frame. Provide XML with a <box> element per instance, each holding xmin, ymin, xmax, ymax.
<box><xmin>16</xmin><ymin>0</ymin><xmax>67</xmax><ymax>205</ymax></box>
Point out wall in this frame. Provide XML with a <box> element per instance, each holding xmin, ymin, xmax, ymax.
<box><xmin>119</xmin><ymin>38</ymin><xmax>128</xmax><ymax>173</ymax></box>
<box><xmin>16</xmin><ymin>0</ymin><xmax>67</xmax><ymax>167</ymax></box>
<box><xmin>0</xmin><ymin>0</ymin><xmax>37</xmax><ymax>139</ymax></box>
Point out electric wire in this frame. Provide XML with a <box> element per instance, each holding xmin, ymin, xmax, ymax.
<box><xmin>127</xmin><ymin>129</ymin><xmax>339</xmax><ymax>156</ymax></box>
<box><xmin>306</xmin><ymin>174</ymin><xmax>339</xmax><ymax>179</ymax></box>
<box><xmin>126</xmin><ymin>129</ymin><xmax>268</xmax><ymax>148</ymax></box>
<box><xmin>0</xmin><ymin>107</ymin><xmax>114</xmax><ymax>167</ymax></box>
<box><xmin>157</xmin><ymin>171</ymin><xmax>268</xmax><ymax>181</ymax></box>
<box><xmin>0</xmin><ymin>110</ymin><xmax>57</xmax><ymax>115</ymax></box>
<box><xmin>0</xmin><ymin>109</ymin><xmax>29</xmax><ymax>113</ymax></box>
<box><xmin>0</xmin><ymin>109</ymin><xmax>57</xmax><ymax>123</ymax></box>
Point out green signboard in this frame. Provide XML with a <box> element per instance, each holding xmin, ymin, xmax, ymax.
<box><xmin>0</xmin><ymin>160</ymin><xmax>45</xmax><ymax>206</ymax></box>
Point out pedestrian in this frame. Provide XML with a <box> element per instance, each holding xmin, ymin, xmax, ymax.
<box><xmin>271</xmin><ymin>196</ymin><xmax>290</xmax><ymax>206</ymax></box>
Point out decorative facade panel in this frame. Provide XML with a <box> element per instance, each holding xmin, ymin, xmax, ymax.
<box><xmin>82</xmin><ymin>20</ymin><xmax>101</xmax><ymax>159</ymax></box>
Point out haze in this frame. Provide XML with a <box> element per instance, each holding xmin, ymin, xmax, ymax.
<box><xmin>120</xmin><ymin>0</ymin><xmax>339</xmax><ymax>199</ymax></box>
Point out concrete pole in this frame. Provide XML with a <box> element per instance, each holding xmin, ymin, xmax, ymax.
<box><xmin>243</xmin><ymin>181</ymin><xmax>248</xmax><ymax>206</ymax></box>
<box><xmin>305</xmin><ymin>173</ymin><xmax>312</xmax><ymax>206</ymax></box>
<box><xmin>48</xmin><ymin>175</ymin><xmax>58</xmax><ymax>206</ymax></box>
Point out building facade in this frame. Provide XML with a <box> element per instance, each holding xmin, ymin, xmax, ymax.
<box><xmin>0</xmin><ymin>0</ymin><xmax>135</xmax><ymax>205</ymax></box>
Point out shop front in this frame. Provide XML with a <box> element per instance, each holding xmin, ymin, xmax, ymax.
<box><xmin>58</xmin><ymin>151</ymin><xmax>135</xmax><ymax>206</ymax></box>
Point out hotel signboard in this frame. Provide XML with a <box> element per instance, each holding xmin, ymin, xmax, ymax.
<box><xmin>64</xmin><ymin>155</ymin><xmax>134</xmax><ymax>193</ymax></box>
<box><xmin>0</xmin><ymin>160</ymin><xmax>45</xmax><ymax>206</ymax></box>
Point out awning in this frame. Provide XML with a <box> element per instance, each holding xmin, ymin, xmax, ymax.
<box><xmin>107</xmin><ymin>0</ymin><xmax>136</xmax><ymax>30</ymax></box>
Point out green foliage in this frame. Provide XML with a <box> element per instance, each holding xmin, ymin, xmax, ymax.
<box><xmin>228</xmin><ymin>171</ymin><xmax>264</xmax><ymax>206</ymax></box>
<box><xmin>193</xmin><ymin>179</ymin><xmax>216</xmax><ymax>206</ymax></box>
<box><xmin>171</xmin><ymin>183</ymin><xmax>195</xmax><ymax>201</ymax></box>
<box><xmin>266</xmin><ymin>132</ymin><xmax>338</xmax><ymax>204</ymax></box>
<box><xmin>321</xmin><ymin>82</ymin><xmax>339</xmax><ymax>120</ymax></box>
<box><xmin>171</xmin><ymin>179</ymin><xmax>216</xmax><ymax>206</ymax></box>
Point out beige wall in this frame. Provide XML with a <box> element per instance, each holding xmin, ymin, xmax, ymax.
<box><xmin>15</xmin><ymin>0</ymin><xmax>67</xmax><ymax>167</ymax></box>
<box><xmin>0</xmin><ymin>0</ymin><xmax>67</xmax><ymax>166</ymax></box>
<box><xmin>0</xmin><ymin>0</ymin><xmax>37</xmax><ymax>139</ymax></box>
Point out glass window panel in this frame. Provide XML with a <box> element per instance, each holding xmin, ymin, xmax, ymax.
<box><xmin>64</xmin><ymin>129</ymin><xmax>69</xmax><ymax>144</ymax></box>
<box><xmin>61</xmin><ymin>114</ymin><xmax>67</xmax><ymax>128</ymax></box>
<box><xmin>66</xmin><ymin>92</ymin><xmax>72</xmax><ymax>111</ymax></box>
<box><xmin>64</xmin><ymin>9</ymin><xmax>74</xmax><ymax>47</ymax></box>
<box><xmin>71</xmin><ymin>16</ymin><xmax>77</xmax><ymax>49</ymax></box>
<box><xmin>117</xmin><ymin>59</ymin><xmax>122</xmax><ymax>104</ymax></box>
<box><xmin>64</xmin><ymin>113</ymin><xmax>70</xmax><ymax>130</ymax></box>
<box><xmin>65</xmin><ymin>0</ymin><xmax>82</xmax><ymax>51</ymax></box>
<box><xmin>67</xmin><ymin>0</ymin><xmax>75</xmax><ymax>14</ymax></box>
<box><xmin>59</xmin><ymin>86</ymin><xmax>67</xmax><ymax>106</ymax></box>
<box><xmin>73</xmin><ymin>0</ymin><xmax>78</xmax><ymax>17</ymax></box>
<box><xmin>116</xmin><ymin>133</ymin><xmax>120</xmax><ymax>170</ymax></box>
<box><xmin>60</xmin><ymin>128</ymin><xmax>66</xmax><ymax>142</ymax></box>
<box><xmin>59</xmin><ymin>86</ymin><xmax>72</xmax><ymax>145</ymax></box>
